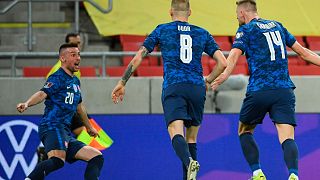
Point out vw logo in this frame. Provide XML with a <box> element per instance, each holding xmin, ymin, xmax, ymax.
<box><xmin>0</xmin><ymin>120</ymin><xmax>41</xmax><ymax>179</ymax></box>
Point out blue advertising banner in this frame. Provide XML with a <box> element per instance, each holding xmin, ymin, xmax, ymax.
<box><xmin>0</xmin><ymin>114</ymin><xmax>320</xmax><ymax>179</ymax></box>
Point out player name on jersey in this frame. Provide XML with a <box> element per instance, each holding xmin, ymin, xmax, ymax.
<box><xmin>257</xmin><ymin>22</ymin><xmax>276</xmax><ymax>30</ymax></box>
<box><xmin>178</xmin><ymin>25</ymin><xmax>190</xmax><ymax>31</ymax></box>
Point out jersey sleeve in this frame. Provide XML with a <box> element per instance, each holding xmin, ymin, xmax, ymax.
<box><xmin>232</xmin><ymin>26</ymin><xmax>248</xmax><ymax>54</ymax></box>
<box><xmin>278</xmin><ymin>22</ymin><xmax>296</xmax><ymax>47</ymax></box>
<box><xmin>204</xmin><ymin>31</ymin><xmax>220</xmax><ymax>56</ymax></box>
<box><xmin>143</xmin><ymin>25</ymin><xmax>161</xmax><ymax>53</ymax></box>
<box><xmin>41</xmin><ymin>75</ymin><xmax>62</xmax><ymax>96</ymax></box>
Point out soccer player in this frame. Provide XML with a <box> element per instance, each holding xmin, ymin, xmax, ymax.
<box><xmin>17</xmin><ymin>44</ymin><xmax>104</xmax><ymax>180</ymax></box>
<box><xmin>36</xmin><ymin>33</ymin><xmax>86</xmax><ymax>162</ymax></box>
<box><xmin>211</xmin><ymin>0</ymin><xmax>320</xmax><ymax>180</ymax></box>
<box><xmin>111</xmin><ymin>0</ymin><xmax>227</xmax><ymax>179</ymax></box>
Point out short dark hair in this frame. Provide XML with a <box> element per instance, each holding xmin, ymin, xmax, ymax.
<box><xmin>236</xmin><ymin>0</ymin><xmax>257</xmax><ymax>12</ymax></box>
<box><xmin>59</xmin><ymin>43</ymin><xmax>78</xmax><ymax>54</ymax></box>
<box><xmin>65</xmin><ymin>33</ymin><xmax>80</xmax><ymax>43</ymax></box>
<box><xmin>171</xmin><ymin>0</ymin><xmax>190</xmax><ymax>11</ymax></box>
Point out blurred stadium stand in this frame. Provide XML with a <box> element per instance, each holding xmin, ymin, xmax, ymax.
<box><xmin>0</xmin><ymin>0</ymin><xmax>320</xmax><ymax>78</ymax></box>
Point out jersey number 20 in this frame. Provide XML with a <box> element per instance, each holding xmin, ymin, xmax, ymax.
<box><xmin>65</xmin><ymin>92</ymin><xmax>74</xmax><ymax>104</ymax></box>
<box><xmin>180</xmin><ymin>34</ymin><xmax>192</xmax><ymax>63</ymax></box>
<box><xmin>263</xmin><ymin>31</ymin><xmax>285</xmax><ymax>61</ymax></box>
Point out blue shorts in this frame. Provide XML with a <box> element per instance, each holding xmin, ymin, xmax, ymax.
<box><xmin>162</xmin><ymin>83</ymin><xmax>206</xmax><ymax>128</ymax></box>
<box><xmin>239</xmin><ymin>88</ymin><xmax>296</xmax><ymax>126</ymax></box>
<box><xmin>39</xmin><ymin>126</ymin><xmax>86</xmax><ymax>163</ymax></box>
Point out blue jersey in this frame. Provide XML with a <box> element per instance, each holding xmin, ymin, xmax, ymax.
<box><xmin>143</xmin><ymin>21</ymin><xmax>219</xmax><ymax>89</ymax></box>
<box><xmin>40</xmin><ymin>68</ymin><xmax>82</xmax><ymax>132</ymax></box>
<box><xmin>233</xmin><ymin>18</ymin><xmax>296</xmax><ymax>92</ymax></box>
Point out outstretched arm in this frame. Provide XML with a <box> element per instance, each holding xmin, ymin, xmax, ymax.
<box><xmin>16</xmin><ymin>91</ymin><xmax>47</xmax><ymax>113</ymax></box>
<box><xmin>111</xmin><ymin>46</ymin><xmax>149</xmax><ymax>104</ymax></box>
<box><xmin>77</xmin><ymin>102</ymin><xmax>98</xmax><ymax>137</ymax></box>
<box><xmin>211</xmin><ymin>48</ymin><xmax>242</xmax><ymax>90</ymax></box>
<box><xmin>291</xmin><ymin>41</ymin><xmax>320</xmax><ymax>66</ymax></box>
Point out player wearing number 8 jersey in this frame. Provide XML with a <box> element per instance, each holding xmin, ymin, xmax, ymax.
<box><xmin>211</xmin><ymin>1</ymin><xmax>320</xmax><ymax>180</ymax></box>
<box><xmin>111</xmin><ymin>1</ymin><xmax>227</xmax><ymax>179</ymax></box>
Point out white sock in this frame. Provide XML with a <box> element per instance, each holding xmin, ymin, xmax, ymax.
<box><xmin>253</xmin><ymin>169</ymin><xmax>262</xmax><ymax>176</ymax></box>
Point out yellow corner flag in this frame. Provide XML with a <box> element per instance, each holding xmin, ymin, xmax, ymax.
<box><xmin>77</xmin><ymin>118</ymin><xmax>113</xmax><ymax>150</ymax></box>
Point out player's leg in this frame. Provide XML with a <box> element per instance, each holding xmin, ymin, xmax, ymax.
<box><xmin>26</xmin><ymin>130</ymin><xmax>67</xmax><ymax>180</ymax></box>
<box><xmin>185</xmin><ymin>126</ymin><xmax>200</xmax><ymax>180</ymax></box>
<box><xmin>75</xmin><ymin>146</ymin><xmax>104</xmax><ymax>180</ymax></box>
<box><xmin>275</xmin><ymin>124</ymin><xmax>299</xmax><ymax>180</ymax></box>
<box><xmin>238</xmin><ymin>91</ymin><xmax>269</xmax><ymax>180</ymax></box>
<box><xmin>71</xmin><ymin>112</ymin><xmax>86</xmax><ymax>136</ymax></box>
<box><xmin>168</xmin><ymin>120</ymin><xmax>193</xmax><ymax>172</ymax></box>
<box><xmin>238</xmin><ymin>123</ymin><xmax>265</xmax><ymax>179</ymax></box>
<box><xmin>67</xmin><ymin>138</ymin><xmax>104</xmax><ymax>180</ymax></box>
<box><xmin>270</xmin><ymin>88</ymin><xmax>298</xmax><ymax>180</ymax></box>
<box><xmin>36</xmin><ymin>146</ymin><xmax>48</xmax><ymax>163</ymax></box>
<box><xmin>162</xmin><ymin>84</ymin><xmax>194</xmax><ymax>176</ymax></box>
<box><xmin>183</xmin><ymin>84</ymin><xmax>205</xmax><ymax>180</ymax></box>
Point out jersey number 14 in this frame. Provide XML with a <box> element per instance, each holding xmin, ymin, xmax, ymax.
<box><xmin>263</xmin><ymin>31</ymin><xmax>285</xmax><ymax>61</ymax></box>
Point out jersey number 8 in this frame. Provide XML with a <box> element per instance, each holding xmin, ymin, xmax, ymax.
<box><xmin>180</xmin><ymin>34</ymin><xmax>193</xmax><ymax>63</ymax></box>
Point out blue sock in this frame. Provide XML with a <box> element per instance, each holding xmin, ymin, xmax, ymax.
<box><xmin>182</xmin><ymin>143</ymin><xmax>197</xmax><ymax>180</ymax></box>
<box><xmin>282</xmin><ymin>139</ymin><xmax>299</xmax><ymax>176</ymax></box>
<box><xmin>188</xmin><ymin>143</ymin><xmax>197</xmax><ymax>160</ymax></box>
<box><xmin>172</xmin><ymin>134</ymin><xmax>191</xmax><ymax>169</ymax></box>
<box><xmin>85</xmin><ymin>155</ymin><xmax>104</xmax><ymax>180</ymax></box>
<box><xmin>239</xmin><ymin>132</ymin><xmax>261</xmax><ymax>172</ymax></box>
<box><xmin>28</xmin><ymin>157</ymin><xmax>64</xmax><ymax>179</ymax></box>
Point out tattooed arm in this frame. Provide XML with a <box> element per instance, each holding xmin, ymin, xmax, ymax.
<box><xmin>120</xmin><ymin>46</ymin><xmax>149</xmax><ymax>85</ymax></box>
<box><xmin>111</xmin><ymin>46</ymin><xmax>149</xmax><ymax>103</ymax></box>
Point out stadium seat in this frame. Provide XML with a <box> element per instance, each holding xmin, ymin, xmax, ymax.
<box><xmin>213</xmin><ymin>36</ymin><xmax>232</xmax><ymax>51</ymax></box>
<box><xmin>122</xmin><ymin>42</ymin><xmax>158</xmax><ymax>66</ymax></box>
<box><xmin>307</xmin><ymin>42</ymin><xmax>320</xmax><ymax>51</ymax></box>
<box><xmin>237</xmin><ymin>55</ymin><xmax>247</xmax><ymax>65</ymax></box>
<box><xmin>208</xmin><ymin>59</ymin><xmax>217</xmax><ymax>71</ymax></box>
<box><xmin>288</xmin><ymin>56</ymin><xmax>307</xmax><ymax>65</ymax></box>
<box><xmin>80</xmin><ymin>66</ymin><xmax>96</xmax><ymax>77</ymax></box>
<box><xmin>101</xmin><ymin>66</ymin><xmax>127</xmax><ymax>77</ymax></box>
<box><xmin>120</xmin><ymin>34</ymin><xmax>147</xmax><ymax>44</ymax></box>
<box><xmin>201</xmin><ymin>55</ymin><xmax>210</xmax><ymax>67</ymax></box>
<box><xmin>23</xmin><ymin>66</ymin><xmax>52</xmax><ymax>77</ymax></box>
<box><xmin>289</xmin><ymin>65</ymin><xmax>320</xmax><ymax>75</ymax></box>
<box><xmin>305</xmin><ymin>36</ymin><xmax>320</xmax><ymax>43</ymax></box>
<box><xmin>231</xmin><ymin>64</ymin><xmax>249</xmax><ymax>75</ymax></box>
<box><xmin>202</xmin><ymin>65</ymin><xmax>210</xmax><ymax>76</ymax></box>
<box><xmin>136</xmin><ymin>66</ymin><xmax>163</xmax><ymax>76</ymax></box>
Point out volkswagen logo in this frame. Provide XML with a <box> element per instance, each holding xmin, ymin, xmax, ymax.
<box><xmin>0</xmin><ymin>120</ymin><xmax>41</xmax><ymax>179</ymax></box>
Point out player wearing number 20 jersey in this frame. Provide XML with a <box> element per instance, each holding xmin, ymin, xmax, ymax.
<box><xmin>233</xmin><ymin>18</ymin><xmax>296</xmax><ymax>92</ymax></box>
<box><xmin>143</xmin><ymin>21</ymin><xmax>220</xmax><ymax>90</ymax></box>
<box><xmin>40</xmin><ymin>68</ymin><xmax>82</xmax><ymax>134</ymax></box>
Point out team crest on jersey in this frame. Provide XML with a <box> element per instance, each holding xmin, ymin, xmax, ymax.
<box><xmin>43</xmin><ymin>82</ymin><xmax>53</xmax><ymax>88</ymax></box>
<box><xmin>236</xmin><ymin>32</ymin><xmax>244</xmax><ymax>39</ymax></box>
<box><xmin>77</xmin><ymin>85</ymin><xmax>81</xmax><ymax>93</ymax></box>
<box><xmin>73</xmin><ymin>84</ymin><xmax>78</xmax><ymax>92</ymax></box>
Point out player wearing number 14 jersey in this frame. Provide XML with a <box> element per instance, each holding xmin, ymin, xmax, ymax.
<box><xmin>111</xmin><ymin>1</ymin><xmax>227</xmax><ymax>179</ymax></box>
<box><xmin>211</xmin><ymin>1</ymin><xmax>320</xmax><ymax>180</ymax></box>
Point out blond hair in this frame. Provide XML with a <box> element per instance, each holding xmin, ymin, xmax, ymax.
<box><xmin>171</xmin><ymin>0</ymin><xmax>190</xmax><ymax>11</ymax></box>
<box><xmin>236</xmin><ymin>0</ymin><xmax>257</xmax><ymax>12</ymax></box>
